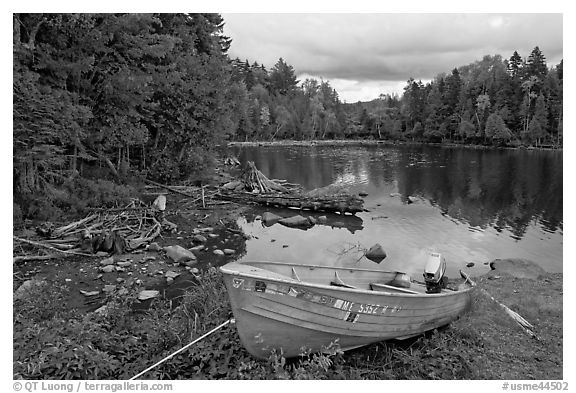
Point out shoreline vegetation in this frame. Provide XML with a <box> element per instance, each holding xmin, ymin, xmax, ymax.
<box><xmin>228</xmin><ymin>139</ymin><xmax>563</xmax><ymax>151</ymax></box>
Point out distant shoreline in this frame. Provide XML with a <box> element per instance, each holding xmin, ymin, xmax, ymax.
<box><xmin>228</xmin><ymin>139</ymin><xmax>563</xmax><ymax>152</ymax></box>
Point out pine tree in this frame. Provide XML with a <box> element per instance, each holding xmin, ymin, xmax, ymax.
<box><xmin>507</xmin><ymin>51</ymin><xmax>523</xmax><ymax>79</ymax></box>
<box><xmin>269</xmin><ymin>58</ymin><xmax>299</xmax><ymax>95</ymax></box>
<box><xmin>525</xmin><ymin>46</ymin><xmax>548</xmax><ymax>82</ymax></box>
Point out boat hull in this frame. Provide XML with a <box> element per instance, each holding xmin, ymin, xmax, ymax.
<box><xmin>221</xmin><ymin>262</ymin><xmax>472</xmax><ymax>359</ymax></box>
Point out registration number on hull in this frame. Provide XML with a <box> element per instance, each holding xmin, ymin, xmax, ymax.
<box><xmin>235</xmin><ymin>278</ymin><xmax>403</xmax><ymax>315</ymax></box>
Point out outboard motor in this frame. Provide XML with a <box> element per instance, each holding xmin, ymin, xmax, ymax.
<box><xmin>423</xmin><ymin>252</ymin><xmax>447</xmax><ymax>293</ymax></box>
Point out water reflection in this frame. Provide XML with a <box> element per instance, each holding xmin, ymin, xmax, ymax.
<box><xmin>233</xmin><ymin>144</ymin><xmax>562</xmax><ymax>273</ymax></box>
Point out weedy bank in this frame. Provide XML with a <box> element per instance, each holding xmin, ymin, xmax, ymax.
<box><xmin>13</xmin><ymin>265</ymin><xmax>562</xmax><ymax>380</ymax></box>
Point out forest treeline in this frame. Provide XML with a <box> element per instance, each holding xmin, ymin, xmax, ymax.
<box><xmin>13</xmin><ymin>13</ymin><xmax>562</xmax><ymax>219</ymax></box>
<box><xmin>231</xmin><ymin>47</ymin><xmax>563</xmax><ymax>148</ymax></box>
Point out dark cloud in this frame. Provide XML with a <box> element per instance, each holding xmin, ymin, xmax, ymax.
<box><xmin>223</xmin><ymin>13</ymin><xmax>563</xmax><ymax>101</ymax></box>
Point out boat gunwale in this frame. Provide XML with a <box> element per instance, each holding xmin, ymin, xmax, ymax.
<box><xmin>242</xmin><ymin>260</ymin><xmax>409</xmax><ymax>274</ymax></box>
<box><xmin>220</xmin><ymin>261</ymin><xmax>475</xmax><ymax>298</ymax></box>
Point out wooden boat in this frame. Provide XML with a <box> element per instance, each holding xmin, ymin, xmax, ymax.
<box><xmin>220</xmin><ymin>260</ymin><xmax>474</xmax><ymax>359</ymax></box>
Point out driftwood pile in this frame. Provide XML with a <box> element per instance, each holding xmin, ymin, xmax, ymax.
<box><xmin>13</xmin><ymin>199</ymin><xmax>170</xmax><ymax>264</ymax></box>
<box><xmin>219</xmin><ymin>161</ymin><xmax>365</xmax><ymax>215</ymax></box>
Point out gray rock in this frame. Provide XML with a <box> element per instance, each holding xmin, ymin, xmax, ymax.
<box><xmin>94</xmin><ymin>305</ymin><xmax>109</xmax><ymax>314</ymax></box>
<box><xmin>208</xmin><ymin>233</ymin><xmax>219</xmax><ymax>238</ymax></box>
<box><xmin>198</xmin><ymin>227</ymin><xmax>214</xmax><ymax>233</ymax></box>
<box><xmin>307</xmin><ymin>216</ymin><xmax>317</xmax><ymax>225</ymax></box>
<box><xmin>181</xmin><ymin>260</ymin><xmax>198</xmax><ymax>267</ymax></box>
<box><xmin>147</xmin><ymin>242</ymin><xmax>162</xmax><ymax>252</ymax></box>
<box><xmin>213</xmin><ymin>249</ymin><xmax>225</xmax><ymax>256</ymax></box>
<box><xmin>279</xmin><ymin>215</ymin><xmax>314</xmax><ymax>229</ymax></box>
<box><xmin>95</xmin><ymin>251</ymin><xmax>109</xmax><ymax>257</ymax></box>
<box><xmin>389</xmin><ymin>192</ymin><xmax>402</xmax><ymax>198</ymax></box>
<box><xmin>116</xmin><ymin>278</ymin><xmax>125</xmax><ymax>283</ymax></box>
<box><xmin>317</xmin><ymin>216</ymin><xmax>328</xmax><ymax>224</ymax></box>
<box><xmin>100</xmin><ymin>257</ymin><xmax>115</xmax><ymax>266</ymax></box>
<box><xmin>191</xmin><ymin>268</ymin><xmax>200</xmax><ymax>274</ymax></box>
<box><xmin>115</xmin><ymin>266</ymin><xmax>125</xmax><ymax>272</ymax></box>
<box><xmin>223</xmin><ymin>248</ymin><xmax>235</xmax><ymax>255</ymax></box>
<box><xmin>192</xmin><ymin>234</ymin><xmax>208</xmax><ymax>244</ymax></box>
<box><xmin>14</xmin><ymin>279</ymin><xmax>46</xmax><ymax>299</ymax></box>
<box><xmin>165</xmin><ymin>271</ymin><xmax>180</xmax><ymax>279</ymax></box>
<box><xmin>117</xmin><ymin>288</ymin><xmax>129</xmax><ymax>296</ymax></box>
<box><xmin>80</xmin><ymin>290</ymin><xmax>100</xmax><ymax>297</ymax></box>
<box><xmin>407</xmin><ymin>196</ymin><xmax>419</xmax><ymax>204</ymax></box>
<box><xmin>152</xmin><ymin>194</ymin><xmax>167</xmax><ymax>211</ymax></box>
<box><xmin>100</xmin><ymin>265</ymin><xmax>115</xmax><ymax>273</ymax></box>
<box><xmin>103</xmin><ymin>285</ymin><xmax>116</xmax><ymax>293</ymax></box>
<box><xmin>365</xmin><ymin>243</ymin><xmax>387</xmax><ymax>263</ymax></box>
<box><xmin>147</xmin><ymin>242</ymin><xmax>162</xmax><ymax>251</ymax></box>
<box><xmin>116</xmin><ymin>261</ymin><xmax>132</xmax><ymax>267</ymax></box>
<box><xmin>164</xmin><ymin>245</ymin><xmax>197</xmax><ymax>264</ymax></box>
<box><xmin>166</xmin><ymin>277</ymin><xmax>174</xmax><ymax>285</ymax></box>
<box><xmin>262</xmin><ymin>212</ymin><xmax>282</xmax><ymax>226</ymax></box>
<box><xmin>489</xmin><ymin>258</ymin><xmax>546</xmax><ymax>279</ymax></box>
<box><xmin>190</xmin><ymin>245</ymin><xmax>205</xmax><ymax>252</ymax></box>
<box><xmin>137</xmin><ymin>290</ymin><xmax>160</xmax><ymax>301</ymax></box>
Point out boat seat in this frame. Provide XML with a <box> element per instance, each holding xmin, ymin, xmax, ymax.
<box><xmin>370</xmin><ymin>282</ymin><xmax>418</xmax><ymax>294</ymax></box>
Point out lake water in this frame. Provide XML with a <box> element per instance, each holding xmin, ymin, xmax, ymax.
<box><xmin>231</xmin><ymin>144</ymin><xmax>563</xmax><ymax>278</ymax></box>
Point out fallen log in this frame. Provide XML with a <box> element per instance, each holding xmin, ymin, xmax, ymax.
<box><xmin>144</xmin><ymin>179</ymin><xmax>195</xmax><ymax>198</ymax></box>
<box><xmin>13</xmin><ymin>254</ymin><xmax>75</xmax><ymax>264</ymax></box>
<box><xmin>13</xmin><ymin>236</ymin><xmax>97</xmax><ymax>257</ymax></box>
<box><xmin>217</xmin><ymin>191</ymin><xmax>364</xmax><ymax>215</ymax></box>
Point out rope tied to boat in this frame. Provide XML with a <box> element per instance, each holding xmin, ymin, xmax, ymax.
<box><xmin>130</xmin><ymin>318</ymin><xmax>235</xmax><ymax>380</ymax></box>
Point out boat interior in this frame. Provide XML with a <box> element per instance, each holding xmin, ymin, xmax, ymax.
<box><xmin>236</xmin><ymin>261</ymin><xmax>464</xmax><ymax>295</ymax></box>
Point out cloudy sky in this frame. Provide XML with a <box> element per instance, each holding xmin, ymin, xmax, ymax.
<box><xmin>222</xmin><ymin>13</ymin><xmax>563</xmax><ymax>103</ymax></box>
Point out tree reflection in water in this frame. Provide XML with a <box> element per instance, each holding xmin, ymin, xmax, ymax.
<box><xmin>234</xmin><ymin>144</ymin><xmax>562</xmax><ymax>272</ymax></box>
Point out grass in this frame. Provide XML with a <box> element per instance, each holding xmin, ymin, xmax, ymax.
<box><xmin>13</xmin><ymin>268</ymin><xmax>563</xmax><ymax>380</ymax></box>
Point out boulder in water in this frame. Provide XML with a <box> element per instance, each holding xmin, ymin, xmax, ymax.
<box><xmin>262</xmin><ymin>212</ymin><xmax>282</xmax><ymax>226</ymax></box>
<box><xmin>365</xmin><ymin>243</ymin><xmax>387</xmax><ymax>263</ymax></box>
<box><xmin>489</xmin><ymin>258</ymin><xmax>546</xmax><ymax>279</ymax></box>
<box><xmin>279</xmin><ymin>215</ymin><xmax>314</xmax><ymax>229</ymax></box>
